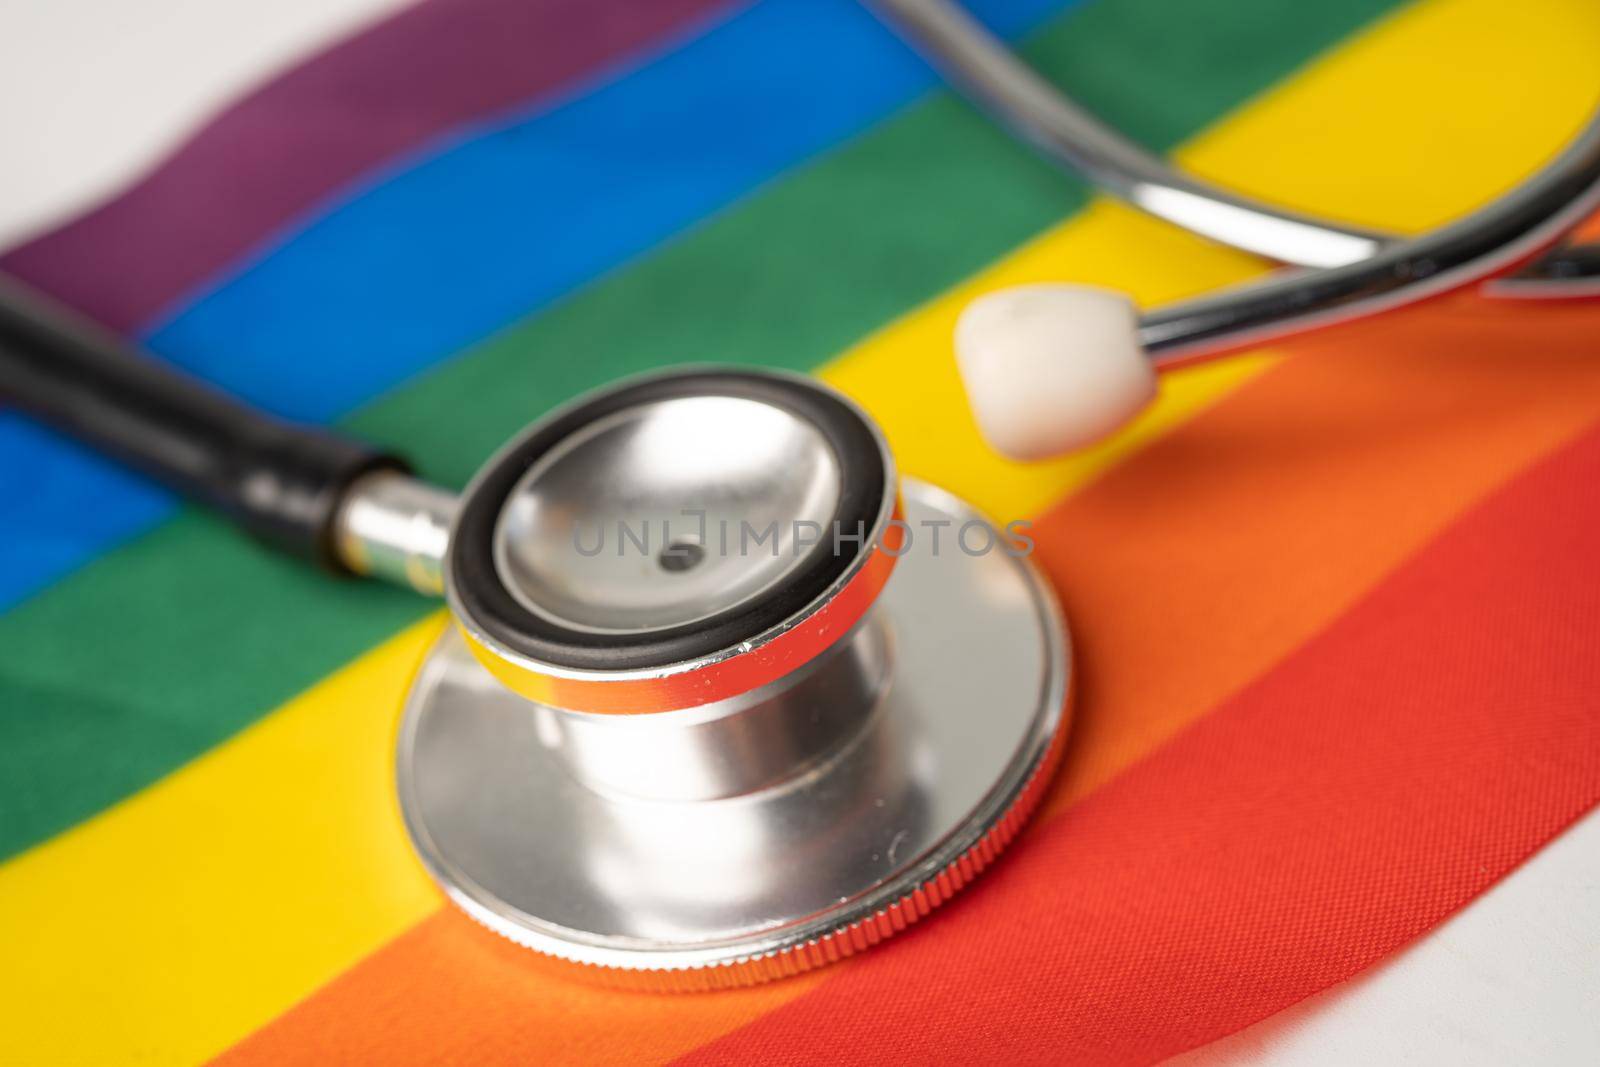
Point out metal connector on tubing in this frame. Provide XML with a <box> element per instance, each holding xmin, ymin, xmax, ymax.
<box><xmin>335</xmin><ymin>471</ymin><xmax>458</xmax><ymax>596</ymax></box>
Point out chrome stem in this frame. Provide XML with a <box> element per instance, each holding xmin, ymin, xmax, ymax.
<box><xmin>334</xmin><ymin>470</ymin><xmax>458</xmax><ymax>596</ymax></box>
<box><xmin>546</xmin><ymin>614</ymin><xmax>892</xmax><ymax>802</ymax></box>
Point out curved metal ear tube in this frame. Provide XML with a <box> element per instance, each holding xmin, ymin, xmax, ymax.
<box><xmin>870</xmin><ymin>0</ymin><xmax>1600</xmax><ymax>303</ymax></box>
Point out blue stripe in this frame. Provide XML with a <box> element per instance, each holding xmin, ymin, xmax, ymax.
<box><xmin>0</xmin><ymin>0</ymin><xmax>1076</xmax><ymax>609</ymax></box>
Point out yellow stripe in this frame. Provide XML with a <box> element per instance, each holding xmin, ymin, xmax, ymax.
<box><xmin>0</xmin><ymin>616</ymin><xmax>447</xmax><ymax>1063</ymax></box>
<box><xmin>3</xmin><ymin>0</ymin><xmax>1597</xmax><ymax>1062</ymax></box>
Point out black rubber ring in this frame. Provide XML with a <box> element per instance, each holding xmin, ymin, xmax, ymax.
<box><xmin>448</xmin><ymin>369</ymin><xmax>886</xmax><ymax>672</ymax></box>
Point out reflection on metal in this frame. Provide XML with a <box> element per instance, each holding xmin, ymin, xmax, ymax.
<box><xmin>493</xmin><ymin>395</ymin><xmax>842</xmax><ymax>634</ymax></box>
<box><xmin>334</xmin><ymin>470</ymin><xmax>457</xmax><ymax>596</ymax></box>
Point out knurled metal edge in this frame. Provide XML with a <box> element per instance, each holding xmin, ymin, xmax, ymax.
<box><xmin>453</xmin><ymin>682</ymin><xmax>1072</xmax><ymax>992</ymax></box>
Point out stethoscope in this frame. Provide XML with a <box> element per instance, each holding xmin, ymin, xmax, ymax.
<box><xmin>873</xmin><ymin>0</ymin><xmax>1600</xmax><ymax>459</ymax></box>
<box><xmin>3</xmin><ymin>0</ymin><xmax>1598</xmax><ymax>989</ymax></box>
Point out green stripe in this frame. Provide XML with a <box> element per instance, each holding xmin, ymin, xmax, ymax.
<box><xmin>0</xmin><ymin>0</ymin><xmax>1398</xmax><ymax>860</ymax></box>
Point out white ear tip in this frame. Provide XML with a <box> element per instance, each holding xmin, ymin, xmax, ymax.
<box><xmin>955</xmin><ymin>284</ymin><xmax>1154</xmax><ymax>461</ymax></box>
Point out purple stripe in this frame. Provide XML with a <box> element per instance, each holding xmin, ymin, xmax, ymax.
<box><xmin>0</xmin><ymin>0</ymin><xmax>732</xmax><ymax>333</ymax></box>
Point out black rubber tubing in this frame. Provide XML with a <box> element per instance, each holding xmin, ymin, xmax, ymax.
<box><xmin>0</xmin><ymin>274</ymin><xmax>408</xmax><ymax>573</ymax></box>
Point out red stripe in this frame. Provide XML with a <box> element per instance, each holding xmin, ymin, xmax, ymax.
<box><xmin>678</xmin><ymin>418</ymin><xmax>1600</xmax><ymax>1066</ymax></box>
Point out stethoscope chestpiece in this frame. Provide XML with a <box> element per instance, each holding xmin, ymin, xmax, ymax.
<box><xmin>397</xmin><ymin>367</ymin><xmax>1072</xmax><ymax>988</ymax></box>
<box><xmin>444</xmin><ymin>368</ymin><xmax>901</xmax><ymax>715</ymax></box>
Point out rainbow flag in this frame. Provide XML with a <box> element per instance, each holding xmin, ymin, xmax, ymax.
<box><xmin>3</xmin><ymin>0</ymin><xmax>1599</xmax><ymax>1062</ymax></box>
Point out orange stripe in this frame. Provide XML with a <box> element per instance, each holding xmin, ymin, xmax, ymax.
<box><xmin>225</xmin><ymin>911</ymin><xmax>830</xmax><ymax>1065</ymax></box>
<box><xmin>682</xmin><ymin>374</ymin><xmax>1600</xmax><ymax>1066</ymax></box>
<box><xmin>1039</xmin><ymin>294</ymin><xmax>1600</xmax><ymax>815</ymax></box>
<box><xmin>215</xmin><ymin>293</ymin><xmax>1600</xmax><ymax>1066</ymax></box>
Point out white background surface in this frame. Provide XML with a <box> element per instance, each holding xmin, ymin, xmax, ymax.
<box><xmin>0</xmin><ymin>0</ymin><xmax>407</xmax><ymax>248</ymax></box>
<box><xmin>1</xmin><ymin>3</ymin><xmax>1596</xmax><ymax>1063</ymax></box>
